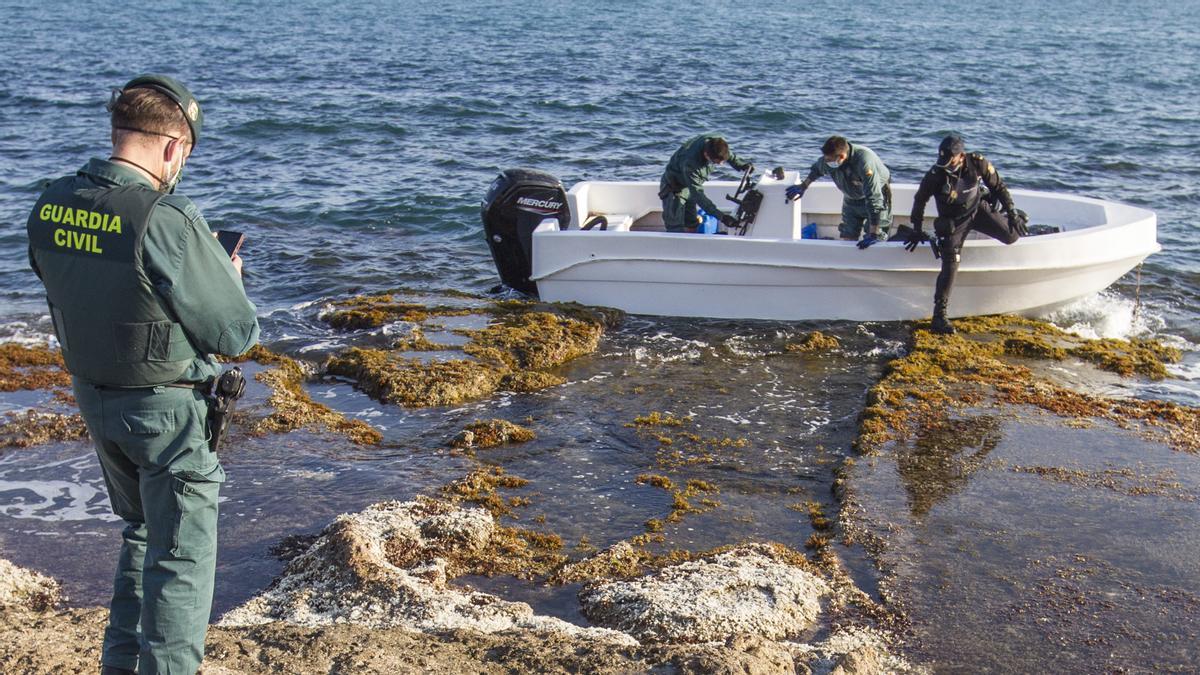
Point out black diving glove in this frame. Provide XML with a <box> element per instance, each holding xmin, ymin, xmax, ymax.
<box><xmin>1008</xmin><ymin>208</ymin><xmax>1029</xmax><ymax>236</ymax></box>
<box><xmin>903</xmin><ymin>228</ymin><xmax>927</xmax><ymax>252</ymax></box>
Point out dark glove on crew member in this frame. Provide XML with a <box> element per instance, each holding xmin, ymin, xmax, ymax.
<box><xmin>857</xmin><ymin>233</ymin><xmax>879</xmax><ymax>250</ymax></box>
<box><xmin>719</xmin><ymin>213</ymin><xmax>739</xmax><ymax>229</ymax></box>
<box><xmin>903</xmin><ymin>229</ymin><xmax>927</xmax><ymax>252</ymax></box>
<box><xmin>785</xmin><ymin>184</ymin><xmax>807</xmax><ymax>203</ymax></box>
<box><xmin>740</xmin><ymin>163</ymin><xmax>754</xmax><ymax>176</ymax></box>
<box><xmin>1008</xmin><ymin>208</ymin><xmax>1029</xmax><ymax>236</ymax></box>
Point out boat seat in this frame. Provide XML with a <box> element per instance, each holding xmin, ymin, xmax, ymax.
<box><xmin>584</xmin><ymin>213</ymin><xmax>634</xmax><ymax>232</ymax></box>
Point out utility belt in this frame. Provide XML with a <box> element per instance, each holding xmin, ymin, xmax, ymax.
<box><xmin>657</xmin><ymin>176</ymin><xmax>685</xmax><ymax>200</ymax></box>
<box><xmin>92</xmin><ymin>367</ymin><xmax>246</xmax><ymax>452</ymax></box>
<box><xmin>845</xmin><ymin>182</ymin><xmax>892</xmax><ymax>209</ymax></box>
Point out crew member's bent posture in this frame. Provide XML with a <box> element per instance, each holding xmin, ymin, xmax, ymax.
<box><xmin>904</xmin><ymin>134</ymin><xmax>1027</xmax><ymax>334</ymax></box>
<box><xmin>659</xmin><ymin>134</ymin><xmax>753</xmax><ymax>232</ymax></box>
<box><xmin>786</xmin><ymin>135</ymin><xmax>893</xmax><ymax>248</ymax></box>
<box><xmin>26</xmin><ymin>74</ymin><xmax>259</xmax><ymax>675</ymax></box>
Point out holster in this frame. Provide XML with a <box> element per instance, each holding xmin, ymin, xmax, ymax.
<box><xmin>204</xmin><ymin>367</ymin><xmax>246</xmax><ymax>453</ymax></box>
<box><xmin>933</xmin><ymin>216</ymin><xmax>954</xmax><ymax>239</ymax></box>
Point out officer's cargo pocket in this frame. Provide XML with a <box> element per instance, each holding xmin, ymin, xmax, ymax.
<box><xmin>122</xmin><ymin>409</ymin><xmax>176</xmax><ymax>434</ymax></box>
<box><xmin>170</xmin><ymin>463</ymin><xmax>225</xmax><ymax>558</ymax></box>
<box><xmin>114</xmin><ymin>320</ymin><xmax>175</xmax><ymax>362</ymax></box>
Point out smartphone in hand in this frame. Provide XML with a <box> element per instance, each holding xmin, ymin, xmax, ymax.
<box><xmin>215</xmin><ymin>230</ymin><xmax>245</xmax><ymax>259</ymax></box>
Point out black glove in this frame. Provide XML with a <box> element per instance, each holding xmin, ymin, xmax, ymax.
<box><xmin>903</xmin><ymin>228</ymin><xmax>927</xmax><ymax>252</ymax></box>
<box><xmin>719</xmin><ymin>213</ymin><xmax>739</xmax><ymax>229</ymax></box>
<box><xmin>785</xmin><ymin>184</ymin><xmax>807</xmax><ymax>202</ymax></box>
<box><xmin>740</xmin><ymin>163</ymin><xmax>754</xmax><ymax>176</ymax></box>
<box><xmin>1008</xmin><ymin>208</ymin><xmax>1029</xmax><ymax>236</ymax></box>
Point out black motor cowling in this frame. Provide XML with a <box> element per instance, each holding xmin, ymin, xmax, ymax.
<box><xmin>481</xmin><ymin>168</ymin><xmax>569</xmax><ymax>295</ymax></box>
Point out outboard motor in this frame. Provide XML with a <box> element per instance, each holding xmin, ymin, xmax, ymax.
<box><xmin>481</xmin><ymin>168</ymin><xmax>569</xmax><ymax>295</ymax></box>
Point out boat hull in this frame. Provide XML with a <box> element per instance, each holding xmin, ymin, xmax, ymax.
<box><xmin>535</xmin><ymin>250</ymin><xmax>1153</xmax><ymax>321</ymax></box>
<box><xmin>527</xmin><ymin>181</ymin><xmax>1160</xmax><ymax>321</ymax></box>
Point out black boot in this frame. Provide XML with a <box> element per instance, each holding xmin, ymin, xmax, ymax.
<box><xmin>931</xmin><ymin>300</ymin><xmax>955</xmax><ymax>335</ymax></box>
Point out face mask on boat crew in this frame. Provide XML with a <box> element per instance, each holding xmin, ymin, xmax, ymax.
<box><xmin>161</xmin><ymin>139</ymin><xmax>188</xmax><ymax>194</ymax></box>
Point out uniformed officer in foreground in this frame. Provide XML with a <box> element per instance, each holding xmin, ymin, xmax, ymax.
<box><xmin>785</xmin><ymin>135</ymin><xmax>893</xmax><ymax>247</ymax></box>
<box><xmin>26</xmin><ymin>74</ymin><xmax>260</xmax><ymax>674</ymax></box>
<box><xmin>659</xmin><ymin>134</ymin><xmax>753</xmax><ymax>232</ymax></box>
<box><xmin>903</xmin><ymin>134</ymin><xmax>1028</xmax><ymax>334</ymax></box>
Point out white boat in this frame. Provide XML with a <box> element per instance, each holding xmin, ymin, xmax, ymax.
<box><xmin>481</xmin><ymin>168</ymin><xmax>1160</xmax><ymax>321</ymax></box>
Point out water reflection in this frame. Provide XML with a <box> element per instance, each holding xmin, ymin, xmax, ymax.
<box><xmin>895</xmin><ymin>416</ymin><xmax>1002</xmax><ymax>518</ymax></box>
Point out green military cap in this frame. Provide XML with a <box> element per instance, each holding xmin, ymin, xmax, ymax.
<box><xmin>122</xmin><ymin>74</ymin><xmax>203</xmax><ymax>146</ymax></box>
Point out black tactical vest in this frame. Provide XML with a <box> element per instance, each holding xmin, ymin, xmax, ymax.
<box><xmin>28</xmin><ymin>172</ymin><xmax>199</xmax><ymax>386</ymax></box>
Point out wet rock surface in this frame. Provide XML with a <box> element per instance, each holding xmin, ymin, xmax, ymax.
<box><xmin>840</xmin><ymin>317</ymin><xmax>1200</xmax><ymax>671</ymax></box>
<box><xmin>6</xmin><ymin>307</ymin><xmax>1192</xmax><ymax>672</ymax></box>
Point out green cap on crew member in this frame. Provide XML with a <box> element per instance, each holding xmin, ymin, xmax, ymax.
<box><xmin>121</xmin><ymin>74</ymin><xmax>204</xmax><ymax>147</ymax></box>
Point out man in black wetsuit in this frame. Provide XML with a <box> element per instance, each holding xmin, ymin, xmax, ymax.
<box><xmin>903</xmin><ymin>134</ymin><xmax>1028</xmax><ymax>334</ymax></box>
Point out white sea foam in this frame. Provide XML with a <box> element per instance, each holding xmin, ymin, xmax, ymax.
<box><xmin>0</xmin><ymin>318</ymin><xmax>57</xmax><ymax>348</ymax></box>
<box><xmin>1041</xmin><ymin>291</ymin><xmax>1167</xmax><ymax>341</ymax></box>
<box><xmin>0</xmin><ymin>454</ymin><xmax>118</xmax><ymax>523</ymax></box>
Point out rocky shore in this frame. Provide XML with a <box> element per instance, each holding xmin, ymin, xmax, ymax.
<box><xmin>3</xmin><ymin>294</ymin><xmax>1196</xmax><ymax>672</ymax></box>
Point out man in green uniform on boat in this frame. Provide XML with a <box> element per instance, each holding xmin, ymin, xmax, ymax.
<box><xmin>26</xmin><ymin>74</ymin><xmax>260</xmax><ymax>675</ymax></box>
<box><xmin>785</xmin><ymin>136</ymin><xmax>893</xmax><ymax>248</ymax></box>
<box><xmin>659</xmin><ymin>134</ymin><xmax>754</xmax><ymax>232</ymax></box>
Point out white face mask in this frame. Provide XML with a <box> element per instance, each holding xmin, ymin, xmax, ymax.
<box><xmin>162</xmin><ymin>144</ymin><xmax>186</xmax><ymax>193</ymax></box>
<box><xmin>826</xmin><ymin>159</ymin><xmax>841</xmax><ymax>169</ymax></box>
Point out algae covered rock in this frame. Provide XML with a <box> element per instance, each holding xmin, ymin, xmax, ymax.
<box><xmin>0</xmin><ymin>410</ymin><xmax>88</xmax><ymax>448</ymax></box>
<box><xmin>322</xmin><ymin>294</ymin><xmax>616</xmax><ymax>407</ymax></box>
<box><xmin>327</xmin><ymin>348</ymin><xmax>504</xmax><ymax>408</ymax></box>
<box><xmin>580</xmin><ymin>544</ymin><xmax>828</xmax><ymax>643</ymax></box>
<box><xmin>319</xmin><ymin>293</ymin><xmax>473</xmax><ymax>330</ymax></box>
<box><xmin>786</xmin><ymin>331</ymin><xmax>841</xmax><ymax>353</ymax></box>
<box><xmin>0</xmin><ymin>558</ymin><xmax>61</xmax><ymax>611</ymax></box>
<box><xmin>450</xmin><ymin>419</ymin><xmax>535</xmax><ymax>449</ymax></box>
<box><xmin>462</xmin><ymin>310</ymin><xmax>602</xmax><ymax>371</ymax></box>
<box><xmin>500</xmin><ymin>370</ymin><xmax>567</xmax><ymax>392</ymax></box>
<box><xmin>248</xmin><ymin>348</ymin><xmax>382</xmax><ymax>445</ymax></box>
<box><xmin>219</xmin><ymin>499</ymin><xmax>631</xmax><ymax>644</ymax></box>
<box><xmin>0</xmin><ymin>343</ymin><xmax>71</xmax><ymax>392</ymax></box>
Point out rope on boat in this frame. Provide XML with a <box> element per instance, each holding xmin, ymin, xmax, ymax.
<box><xmin>1132</xmin><ymin>262</ymin><xmax>1143</xmax><ymax>322</ymax></box>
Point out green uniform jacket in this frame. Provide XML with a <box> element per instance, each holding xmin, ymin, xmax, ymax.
<box><xmin>806</xmin><ymin>143</ymin><xmax>891</xmax><ymax>226</ymax></box>
<box><xmin>660</xmin><ymin>134</ymin><xmax>748</xmax><ymax>217</ymax></box>
<box><xmin>28</xmin><ymin>159</ymin><xmax>259</xmax><ymax>385</ymax></box>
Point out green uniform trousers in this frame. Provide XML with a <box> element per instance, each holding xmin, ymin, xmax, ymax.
<box><xmin>73</xmin><ymin>378</ymin><xmax>224</xmax><ymax>675</ymax></box>
<box><xmin>838</xmin><ymin>196</ymin><xmax>893</xmax><ymax>241</ymax></box>
<box><xmin>661</xmin><ymin>190</ymin><xmax>700</xmax><ymax>233</ymax></box>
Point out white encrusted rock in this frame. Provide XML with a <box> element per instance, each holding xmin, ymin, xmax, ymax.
<box><xmin>580</xmin><ymin>544</ymin><xmax>829</xmax><ymax>643</ymax></box>
<box><xmin>218</xmin><ymin>499</ymin><xmax>634</xmax><ymax>645</ymax></box>
<box><xmin>0</xmin><ymin>557</ymin><xmax>61</xmax><ymax>611</ymax></box>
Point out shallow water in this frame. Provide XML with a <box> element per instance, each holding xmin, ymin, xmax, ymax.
<box><xmin>848</xmin><ymin>412</ymin><xmax>1200</xmax><ymax>671</ymax></box>
<box><xmin>2</xmin><ymin>0</ymin><xmax>1200</xmax><ymax>670</ymax></box>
